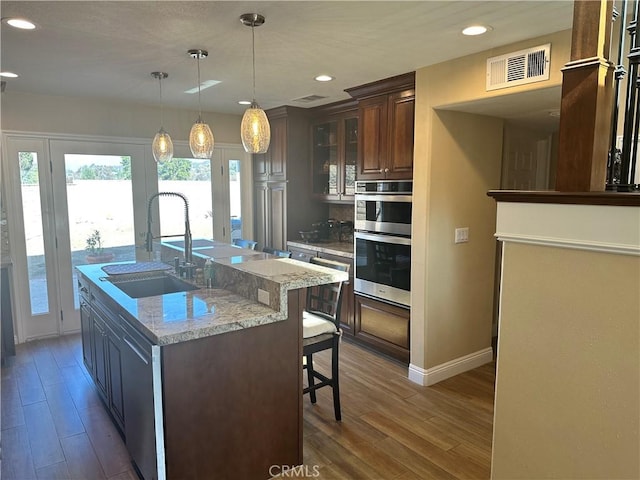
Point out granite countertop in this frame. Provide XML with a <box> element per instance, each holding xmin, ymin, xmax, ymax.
<box><xmin>287</xmin><ymin>240</ymin><xmax>354</xmax><ymax>259</ymax></box>
<box><xmin>77</xmin><ymin>246</ymin><xmax>348</xmax><ymax>346</ymax></box>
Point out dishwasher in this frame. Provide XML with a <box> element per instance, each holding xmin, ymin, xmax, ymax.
<box><xmin>120</xmin><ymin>316</ymin><xmax>165</xmax><ymax>480</ymax></box>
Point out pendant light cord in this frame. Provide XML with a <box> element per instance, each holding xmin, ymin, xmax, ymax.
<box><xmin>196</xmin><ymin>54</ymin><xmax>203</xmax><ymax>121</ymax></box>
<box><xmin>251</xmin><ymin>22</ymin><xmax>256</xmax><ymax>102</ymax></box>
<box><xmin>159</xmin><ymin>75</ymin><xmax>164</xmax><ymax>128</ymax></box>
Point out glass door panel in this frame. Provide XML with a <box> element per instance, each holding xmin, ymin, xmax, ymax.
<box><xmin>344</xmin><ymin>117</ymin><xmax>358</xmax><ymax>196</ymax></box>
<box><xmin>229</xmin><ymin>159</ymin><xmax>242</xmax><ymax>241</ymax></box>
<box><xmin>312</xmin><ymin>121</ymin><xmax>339</xmax><ymax>197</ymax></box>
<box><xmin>157</xmin><ymin>157</ymin><xmax>213</xmax><ymax>245</ymax></box>
<box><xmin>19</xmin><ymin>151</ymin><xmax>51</xmax><ymax>316</ymax></box>
<box><xmin>64</xmin><ymin>154</ymin><xmax>136</xmax><ymax>309</ymax></box>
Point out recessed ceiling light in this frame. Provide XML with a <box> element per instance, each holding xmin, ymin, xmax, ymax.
<box><xmin>315</xmin><ymin>75</ymin><xmax>334</xmax><ymax>82</ymax></box>
<box><xmin>238</xmin><ymin>100</ymin><xmax>251</xmax><ymax>105</ymax></box>
<box><xmin>462</xmin><ymin>25</ymin><xmax>491</xmax><ymax>36</ymax></box>
<box><xmin>0</xmin><ymin>72</ymin><xmax>18</xmax><ymax>78</ymax></box>
<box><xmin>6</xmin><ymin>18</ymin><xmax>36</xmax><ymax>30</ymax></box>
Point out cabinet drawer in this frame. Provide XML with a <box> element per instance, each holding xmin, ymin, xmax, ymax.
<box><xmin>354</xmin><ymin>294</ymin><xmax>410</xmax><ymax>363</ymax></box>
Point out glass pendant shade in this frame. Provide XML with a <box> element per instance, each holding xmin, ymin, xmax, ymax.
<box><xmin>189</xmin><ymin>119</ymin><xmax>215</xmax><ymax>159</ymax></box>
<box><xmin>151</xmin><ymin>71</ymin><xmax>173</xmax><ymax>163</ymax></box>
<box><xmin>152</xmin><ymin>128</ymin><xmax>174</xmax><ymax>163</ymax></box>
<box><xmin>241</xmin><ymin>101</ymin><xmax>271</xmax><ymax>153</ymax></box>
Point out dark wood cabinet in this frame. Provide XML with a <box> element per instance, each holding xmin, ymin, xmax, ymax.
<box><xmin>253</xmin><ymin>106</ymin><xmax>327</xmax><ymax>251</ymax></box>
<box><xmin>354</xmin><ymin>294</ymin><xmax>410</xmax><ymax>363</ymax></box>
<box><xmin>309</xmin><ymin>100</ymin><xmax>358</xmax><ymax>203</ymax></box>
<box><xmin>79</xmin><ymin>274</ymin><xmax>125</xmax><ymax>433</ymax></box>
<box><xmin>253</xmin><ymin>115</ymin><xmax>287</xmax><ymax>182</ymax></box>
<box><xmin>346</xmin><ymin>72</ymin><xmax>415</xmax><ymax>180</ymax></box>
<box><xmin>254</xmin><ymin>181</ymin><xmax>287</xmax><ymax>252</ymax></box>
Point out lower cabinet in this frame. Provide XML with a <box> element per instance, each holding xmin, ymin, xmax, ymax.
<box><xmin>79</xmin><ymin>275</ymin><xmax>125</xmax><ymax>433</ymax></box>
<box><xmin>354</xmin><ymin>294</ymin><xmax>410</xmax><ymax>363</ymax></box>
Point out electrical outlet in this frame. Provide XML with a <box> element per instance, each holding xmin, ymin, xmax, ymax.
<box><xmin>455</xmin><ymin>227</ymin><xmax>469</xmax><ymax>244</ymax></box>
<box><xmin>258</xmin><ymin>289</ymin><xmax>270</xmax><ymax>305</ymax></box>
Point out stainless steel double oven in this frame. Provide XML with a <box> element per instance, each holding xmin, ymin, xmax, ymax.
<box><xmin>354</xmin><ymin>180</ymin><xmax>412</xmax><ymax>307</ymax></box>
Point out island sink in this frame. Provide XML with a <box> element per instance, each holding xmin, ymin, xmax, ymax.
<box><xmin>108</xmin><ymin>273</ymin><xmax>198</xmax><ymax>298</ymax></box>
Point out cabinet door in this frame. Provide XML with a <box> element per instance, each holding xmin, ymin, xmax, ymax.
<box><xmin>268</xmin><ymin>183</ymin><xmax>287</xmax><ymax>251</ymax></box>
<box><xmin>268</xmin><ymin>116</ymin><xmax>287</xmax><ymax>181</ymax></box>
<box><xmin>357</xmin><ymin>96</ymin><xmax>388</xmax><ymax>179</ymax></box>
<box><xmin>253</xmin><ymin>152</ymin><xmax>269</xmax><ymax>181</ymax></box>
<box><xmin>105</xmin><ymin>322</ymin><xmax>125</xmax><ymax>431</ymax></box>
<box><xmin>342</xmin><ymin>116</ymin><xmax>358</xmax><ymax>199</ymax></box>
<box><xmin>80</xmin><ymin>300</ymin><xmax>93</xmax><ymax>373</ymax></box>
<box><xmin>386</xmin><ymin>91</ymin><xmax>415</xmax><ymax>179</ymax></box>
<box><xmin>91</xmin><ymin>312</ymin><xmax>109</xmax><ymax>401</ymax></box>
<box><xmin>311</xmin><ymin>120</ymin><xmax>340</xmax><ymax>200</ymax></box>
<box><xmin>253</xmin><ymin>183</ymin><xmax>268</xmax><ymax>250</ymax></box>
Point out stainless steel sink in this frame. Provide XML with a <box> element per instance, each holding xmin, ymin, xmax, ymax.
<box><xmin>108</xmin><ymin>273</ymin><xmax>198</xmax><ymax>298</ymax></box>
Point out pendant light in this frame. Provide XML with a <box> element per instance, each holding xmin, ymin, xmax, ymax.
<box><xmin>151</xmin><ymin>72</ymin><xmax>174</xmax><ymax>163</ymax></box>
<box><xmin>188</xmin><ymin>49</ymin><xmax>214</xmax><ymax>159</ymax></box>
<box><xmin>240</xmin><ymin>13</ymin><xmax>271</xmax><ymax>154</ymax></box>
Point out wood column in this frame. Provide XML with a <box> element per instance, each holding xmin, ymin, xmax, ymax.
<box><xmin>556</xmin><ymin>0</ymin><xmax>615</xmax><ymax>191</ymax></box>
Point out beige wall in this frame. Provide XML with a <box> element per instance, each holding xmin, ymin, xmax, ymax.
<box><xmin>411</xmin><ymin>29</ymin><xmax>571</xmax><ymax>373</ymax></box>
<box><xmin>1</xmin><ymin>91</ymin><xmax>242</xmax><ymax>143</ymax></box>
<box><xmin>492</xmin><ymin>242</ymin><xmax>640</xmax><ymax>479</ymax></box>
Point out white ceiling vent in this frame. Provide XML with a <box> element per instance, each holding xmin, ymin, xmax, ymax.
<box><xmin>486</xmin><ymin>43</ymin><xmax>551</xmax><ymax>91</ymax></box>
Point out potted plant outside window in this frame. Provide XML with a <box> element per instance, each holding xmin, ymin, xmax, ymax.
<box><xmin>85</xmin><ymin>229</ymin><xmax>115</xmax><ymax>264</ymax></box>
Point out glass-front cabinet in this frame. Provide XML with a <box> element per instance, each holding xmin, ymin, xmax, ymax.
<box><xmin>311</xmin><ymin>105</ymin><xmax>358</xmax><ymax>203</ymax></box>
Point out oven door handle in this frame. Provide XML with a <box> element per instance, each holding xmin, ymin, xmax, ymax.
<box><xmin>354</xmin><ymin>231</ymin><xmax>412</xmax><ymax>246</ymax></box>
<box><xmin>355</xmin><ymin>194</ymin><xmax>413</xmax><ymax>202</ymax></box>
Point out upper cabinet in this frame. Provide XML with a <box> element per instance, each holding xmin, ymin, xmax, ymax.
<box><xmin>309</xmin><ymin>100</ymin><xmax>359</xmax><ymax>203</ymax></box>
<box><xmin>253</xmin><ymin>115</ymin><xmax>287</xmax><ymax>182</ymax></box>
<box><xmin>346</xmin><ymin>72</ymin><xmax>415</xmax><ymax>180</ymax></box>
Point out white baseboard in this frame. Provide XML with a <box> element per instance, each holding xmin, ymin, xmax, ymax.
<box><xmin>408</xmin><ymin>347</ymin><xmax>494</xmax><ymax>386</ymax></box>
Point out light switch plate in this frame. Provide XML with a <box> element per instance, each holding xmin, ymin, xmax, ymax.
<box><xmin>455</xmin><ymin>227</ymin><xmax>469</xmax><ymax>244</ymax></box>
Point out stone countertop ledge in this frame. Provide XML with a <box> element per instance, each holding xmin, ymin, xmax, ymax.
<box><xmin>76</xmin><ymin>251</ymin><xmax>348</xmax><ymax>346</ymax></box>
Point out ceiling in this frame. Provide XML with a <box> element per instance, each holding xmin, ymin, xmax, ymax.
<box><xmin>1</xmin><ymin>1</ymin><xmax>573</xmax><ymax>128</ymax></box>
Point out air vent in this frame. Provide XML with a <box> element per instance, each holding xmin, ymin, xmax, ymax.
<box><xmin>292</xmin><ymin>94</ymin><xmax>327</xmax><ymax>103</ymax></box>
<box><xmin>486</xmin><ymin>43</ymin><xmax>551</xmax><ymax>91</ymax></box>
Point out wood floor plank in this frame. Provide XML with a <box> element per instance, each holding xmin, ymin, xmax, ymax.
<box><xmin>60</xmin><ymin>364</ymin><xmax>103</xmax><ymax>411</ymax></box>
<box><xmin>2</xmin><ymin>333</ymin><xmax>495</xmax><ymax>480</ymax></box>
<box><xmin>1</xmin><ymin>424</ymin><xmax>38</xmax><ymax>480</ymax></box>
<box><xmin>23</xmin><ymin>401</ymin><xmax>65</xmax><ymax>469</ymax></box>
<box><xmin>305</xmin><ymin>433</ymin><xmax>392</xmax><ymax>480</ymax></box>
<box><xmin>77</xmin><ymin>405</ymin><xmax>131</xmax><ymax>478</ymax></box>
<box><xmin>60</xmin><ymin>433</ymin><xmax>107</xmax><ymax>480</ymax></box>
<box><xmin>35</xmin><ymin>461</ymin><xmax>71</xmax><ymax>479</ymax></box>
<box><xmin>43</xmin><ymin>382</ymin><xmax>86</xmax><ymax>438</ymax></box>
<box><xmin>2</xmin><ymin>376</ymin><xmax>26</xmax><ymax>430</ymax></box>
<box><xmin>374</xmin><ymin>437</ymin><xmax>457</xmax><ymax>480</ymax></box>
<box><xmin>32</xmin><ymin>343</ymin><xmax>66</xmax><ymax>386</ymax></box>
<box><xmin>16</xmin><ymin>362</ymin><xmax>46</xmax><ymax>405</ymax></box>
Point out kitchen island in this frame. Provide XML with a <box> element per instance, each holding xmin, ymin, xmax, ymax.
<box><xmin>77</xmin><ymin>246</ymin><xmax>347</xmax><ymax>480</ymax></box>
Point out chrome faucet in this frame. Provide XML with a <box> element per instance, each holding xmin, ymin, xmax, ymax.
<box><xmin>145</xmin><ymin>192</ymin><xmax>193</xmax><ymax>274</ymax></box>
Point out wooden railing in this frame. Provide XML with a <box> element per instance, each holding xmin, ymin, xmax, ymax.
<box><xmin>608</xmin><ymin>0</ymin><xmax>640</xmax><ymax>191</ymax></box>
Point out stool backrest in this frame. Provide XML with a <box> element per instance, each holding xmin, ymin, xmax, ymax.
<box><xmin>233</xmin><ymin>239</ymin><xmax>258</xmax><ymax>250</ymax></box>
<box><xmin>306</xmin><ymin>257</ymin><xmax>350</xmax><ymax>326</ymax></box>
<box><xmin>263</xmin><ymin>247</ymin><xmax>292</xmax><ymax>258</ymax></box>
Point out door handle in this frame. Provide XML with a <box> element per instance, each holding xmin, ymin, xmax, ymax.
<box><xmin>123</xmin><ymin>337</ymin><xmax>149</xmax><ymax>365</ymax></box>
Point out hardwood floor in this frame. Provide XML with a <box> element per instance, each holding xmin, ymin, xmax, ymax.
<box><xmin>1</xmin><ymin>334</ymin><xmax>495</xmax><ymax>480</ymax></box>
